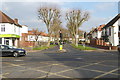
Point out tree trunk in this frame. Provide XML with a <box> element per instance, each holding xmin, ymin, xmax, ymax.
<box><xmin>72</xmin><ymin>37</ymin><xmax>75</xmax><ymax>44</ymax></box>
<box><xmin>34</xmin><ymin>41</ymin><xmax>38</xmax><ymax>47</ymax></box>
<box><xmin>75</xmin><ymin>36</ymin><xmax>78</xmax><ymax>47</ymax></box>
<box><xmin>57</xmin><ymin>36</ymin><xmax>59</xmax><ymax>44</ymax></box>
<box><xmin>47</xmin><ymin>40</ymin><xmax>50</xmax><ymax>47</ymax></box>
<box><xmin>75</xmin><ymin>27</ymin><xmax>79</xmax><ymax>47</ymax></box>
<box><xmin>47</xmin><ymin>34</ymin><xmax>52</xmax><ymax>47</ymax></box>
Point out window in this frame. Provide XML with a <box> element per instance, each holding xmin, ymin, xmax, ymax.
<box><xmin>105</xmin><ymin>29</ymin><xmax>107</xmax><ymax>36</ymax></box>
<box><xmin>119</xmin><ymin>37</ymin><xmax>120</xmax><ymax>45</ymax></box>
<box><xmin>1</xmin><ymin>25</ymin><xmax>5</xmax><ymax>32</ymax></box>
<box><xmin>1</xmin><ymin>45</ymin><xmax>9</xmax><ymax>50</ymax></box>
<box><xmin>107</xmin><ymin>29</ymin><xmax>109</xmax><ymax>36</ymax></box>
<box><xmin>30</xmin><ymin>35</ymin><xmax>33</xmax><ymax>38</ymax></box>
<box><xmin>109</xmin><ymin>28</ymin><xmax>111</xmax><ymax>36</ymax></box>
<box><xmin>119</xmin><ymin>25</ymin><xmax>120</xmax><ymax>31</ymax></box>
<box><xmin>0</xmin><ymin>38</ymin><xmax>2</xmax><ymax>44</ymax></box>
<box><xmin>102</xmin><ymin>31</ymin><xmax>104</xmax><ymax>36</ymax></box>
<box><xmin>102</xmin><ymin>29</ymin><xmax>105</xmax><ymax>36</ymax></box>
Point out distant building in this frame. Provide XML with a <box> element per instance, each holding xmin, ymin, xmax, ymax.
<box><xmin>20</xmin><ymin>30</ymin><xmax>55</xmax><ymax>47</ymax></box>
<box><xmin>27</xmin><ymin>30</ymin><xmax>49</xmax><ymax>42</ymax></box>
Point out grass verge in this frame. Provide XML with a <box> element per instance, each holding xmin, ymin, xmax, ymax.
<box><xmin>33</xmin><ymin>45</ymin><xmax>56</xmax><ymax>50</ymax></box>
<box><xmin>71</xmin><ymin>44</ymin><xmax>97</xmax><ymax>50</ymax></box>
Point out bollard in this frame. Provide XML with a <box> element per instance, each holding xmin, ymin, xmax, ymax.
<box><xmin>60</xmin><ymin>45</ymin><xmax>63</xmax><ymax>50</ymax></box>
<box><xmin>109</xmin><ymin>46</ymin><xmax>111</xmax><ymax>50</ymax></box>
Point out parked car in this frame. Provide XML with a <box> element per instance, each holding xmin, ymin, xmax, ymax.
<box><xmin>55</xmin><ymin>42</ymin><xmax>59</xmax><ymax>45</ymax></box>
<box><xmin>0</xmin><ymin>45</ymin><xmax>27</xmax><ymax>57</ymax></box>
<box><xmin>50</xmin><ymin>42</ymin><xmax>54</xmax><ymax>45</ymax></box>
<box><xmin>117</xmin><ymin>45</ymin><xmax>120</xmax><ymax>53</ymax></box>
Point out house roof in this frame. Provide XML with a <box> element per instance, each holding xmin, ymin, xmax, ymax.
<box><xmin>0</xmin><ymin>11</ymin><xmax>22</xmax><ymax>27</ymax></box>
<box><xmin>102</xmin><ymin>14</ymin><xmax>120</xmax><ymax>29</ymax></box>
<box><xmin>87</xmin><ymin>24</ymin><xmax>105</xmax><ymax>35</ymax></box>
<box><xmin>27</xmin><ymin>30</ymin><xmax>48</xmax><ymax>37</ymax></box>
<box><xmin>87</xmin><ymin>31</ymin><xmax>92</xmax><ymax>35</ymax></box>
<box><xmin>97</xmin><ymin>24</ymin><xmax>105</xmax><ymax>31</ymax></box>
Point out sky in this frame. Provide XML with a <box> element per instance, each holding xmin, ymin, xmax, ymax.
<box><xmin>0</xmin><ymin>0</ymin><xmax>119</xmax><ymax>33</ymax></box>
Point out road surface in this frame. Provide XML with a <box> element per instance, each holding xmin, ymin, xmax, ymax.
<box><xmin>1</xmin><ymin>44</ymin><xmax>119</xmax><ymax>80</ymax></box>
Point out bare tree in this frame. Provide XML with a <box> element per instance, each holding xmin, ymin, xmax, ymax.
<box><xmin>38</xmin><ymin>7</ymin><xmax>61</xmax><ymax>47</ymax></box>
<box><xmin>60</xmin><ymin>28</ymin><xmax>69</xmax><ymax>41</ymax></box>
<box><xmin>32</xmin><ymin>28</ymin><xmax>42</xmax><ymax>47</ymax></box>
<box><xmin>66</xmin><ymin>10</ymin><xmax>89</xmax><ymax>46</ymax></box>
<box><xmin>51</xmin><ymin>18</ymin><xmax>62</xmax><ymax>44</ymax></box>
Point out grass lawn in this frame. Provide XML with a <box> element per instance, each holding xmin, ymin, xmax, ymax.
<box><xmin>33</xmin><ymin>45</ymin><xmax>56</xmax><ymax>50</ymax></box>
<box><xmin>71</xmin><ymin>44</ymin><xmax>97</xmax><ymax>50</ymax></box>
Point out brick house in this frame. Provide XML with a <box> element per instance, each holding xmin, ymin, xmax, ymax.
<box><xmin>101</xmin><ymin>14</ymin><xmax>120</xmax><ymax>49</ymax></box>
<box><xmin>86</xmin><ymin>14</ymin><xmax>120</xmax><ymax>50</ymax></box>
<box><xmin>20</xmin><ymin>30</ymin><xmax>51</xmax><ymax>47</ymax></box>
<box><xmin>88</xmin><ymin>25</ymin><xmax>105</xmax><ymax>46</ymax></box>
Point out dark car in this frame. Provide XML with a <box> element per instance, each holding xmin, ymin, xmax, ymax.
<box><xmin>0</xmin><ymin>45</ymin><xmax>27</xmax><ymax>57</ymax></box>
<box><xmin>117</xmin><ymin>45</ymin><xmax>120</xmax><ymax>53</ymax></box>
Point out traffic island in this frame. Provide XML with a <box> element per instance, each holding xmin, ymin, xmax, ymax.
<box><xmin>58</xmin><ymin>49</ymin><xmax>67</xmax><ymax>53</ymax></box>
<box><xmin>57</xmin><ymin>44</ymin><xmax>67</xmax><ymax>53</ymax></box>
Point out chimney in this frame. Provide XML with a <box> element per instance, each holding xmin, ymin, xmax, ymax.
<box><xmin>14</xmin><ymin>18</ymin><xmax>18</xmax><ymax>24</ymax></box>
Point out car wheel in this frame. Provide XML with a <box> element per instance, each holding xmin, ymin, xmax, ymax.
<box><xmin>118</xmin><ymin>50</ymin><xmax>120</xmax><ymax>53</ymax></box>
<box><xmin>13</xmin><ymin>52</ymin><xmax>19</xmax><ymax>57</ymax></box>
<box><xmin>118</xmin><ymin>48</ymin><xmax>120</xmax><ymax>53</ymax></box>
<box><xmin>23</xmin><ymin>53</ymin><xmax>26</xmax><ymax>56</ymax></box>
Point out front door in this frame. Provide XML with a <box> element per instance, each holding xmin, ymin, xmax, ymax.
<box><xmin>5</xmin><ymin>39</ymin><xmax>9</xmax><ymax>45</ymax></box>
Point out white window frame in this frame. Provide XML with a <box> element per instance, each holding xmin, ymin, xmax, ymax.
<box><xmin>1</xmin><ymin>25</ymin><xmax>5</xmax><ymax>32</ymax></box>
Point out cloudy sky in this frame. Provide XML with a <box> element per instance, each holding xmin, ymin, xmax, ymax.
<box><xmin>0</xmin><ymin>0</ymin><xmax>119</xmax><ymax>33</ymax></box>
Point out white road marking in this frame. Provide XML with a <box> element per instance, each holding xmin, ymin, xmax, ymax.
<box><xmin>14</xmin><ymin>60</ymin><xmax>24</xmax><ymax>61</ymax></box>
<box><xmin>76</xmin><ymin>58</ymin><xmax>83</xmax><ymax>59</ymax></box>
<box><xmin>93</xmin><ymin>68</ymin><xmax>120</xmax><ymax>80</ymax></box>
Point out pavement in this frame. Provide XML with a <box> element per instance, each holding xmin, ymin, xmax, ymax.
<box><xmin>1</xmin><ymin>44</ymin><xmax>119</xmax><ymax>80</ymax></box>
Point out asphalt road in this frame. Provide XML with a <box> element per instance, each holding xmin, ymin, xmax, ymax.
<box><xmin>0</xmin><ymin>44</ymin><xmax>119</xmax><ymax>80</ymax></box>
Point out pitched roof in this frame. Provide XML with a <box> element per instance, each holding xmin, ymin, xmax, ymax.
<box><xmin>0</xmin><ymin>11</ymin><xmax>22</xmax><ymax>27</ymax></box>
<box><xmin>0</xmin><ymin>11</ymin><xmax>14</xmax><ymax>23</ymax></box>
<box><xmin>27</xmin><ymin>30</ymin><xmax>48</xmax><ymax>36</ymax></box>
<box><xmin>103</xmin><ymin>14</ymin><xmax>120</xmax><ymax>29</ymax></box>
<box><xmin>97</xmin><ymin>24</ymin><xmax>105</xmax><ymax>31</ymax></box>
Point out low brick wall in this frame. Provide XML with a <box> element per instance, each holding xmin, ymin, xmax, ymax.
<box><xmin>86</xmin><ymin>43</ymin><xmax>118</xmax><ymax>50</ymax></box>
<box><xmin>19</xmin><ymin>41</ymin><xmax>48</xmax><ymax>48</ymax></box>
<box><xmin>20</xmin><ymin>41</ymin><xmax>35</xmax><ymax>47</ymax></box>
<box><xmin>91</xmin><ymin>45</ymin><xmax>109</xmax><ymax>50</ymax></box>
<box><xmin>111</xmin><ymin>46</ymin><xmax>118</xmax><ymax>50</ymax></box>
<box><xmin>88</xmin><ymin>39</ymin><xmax>118</xmax><ymax>50</ymax></box>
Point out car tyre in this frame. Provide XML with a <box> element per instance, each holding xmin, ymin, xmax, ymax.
<box><xmin>118</xmin><ymin>48</ymin><xmax>120</xmax><ymax>53</ymax></box>
<box><xmin>13</xmin><ymin>52</ymin><xmax>19</xmax><ymax>57</ymax></box>
<box><xmin>23</xmin><ymin>53</ymin><xmax>26</xmax><ymax>57</ymax></box>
